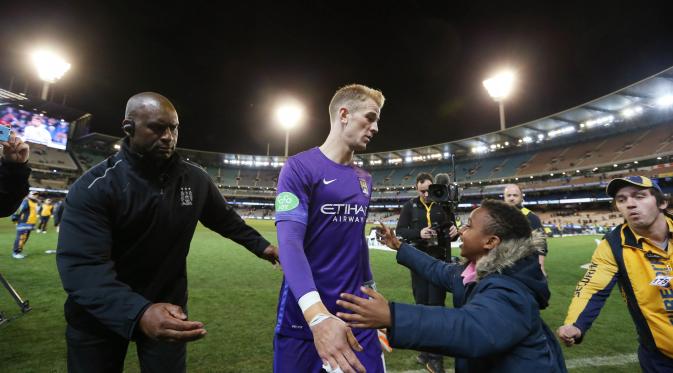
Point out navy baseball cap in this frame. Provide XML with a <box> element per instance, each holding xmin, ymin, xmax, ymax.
<box><xmin>606</xmin><ymin>176</ymin><xmax>661</xmax><ymax>198</ymax></box>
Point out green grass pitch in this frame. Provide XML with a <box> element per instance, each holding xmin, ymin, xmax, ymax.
<box><xmin>0</xmin><ymin>219</ymin><xmax>640</xmax><ymax>372</ymax></box>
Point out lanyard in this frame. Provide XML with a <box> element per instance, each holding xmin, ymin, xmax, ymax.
<box><xmin>419</xmin><ymin>198</ymin><xmax>435</xmax><ymax>228</ymax></box>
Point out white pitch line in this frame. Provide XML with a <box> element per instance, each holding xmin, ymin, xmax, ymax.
<box><xmin>565</xmin><ymin>352</ymin><xmax>637</xmax><ymax>369</ymax></box>
<box><xmin>387</xmin><ymin>352</ymin><xmax>638</xmax><ymax>373</ymax></box>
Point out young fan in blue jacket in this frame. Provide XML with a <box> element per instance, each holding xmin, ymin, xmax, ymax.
<box><xmin>337</xmin><ymin>199</ymin><xmax>567</xmax><ymax>373</ymax></box>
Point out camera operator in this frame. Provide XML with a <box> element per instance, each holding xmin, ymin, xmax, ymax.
<box><xmin>395</xmin><ymin>172</ymin><xmax>457</xmax><ymax>373</ymax></box>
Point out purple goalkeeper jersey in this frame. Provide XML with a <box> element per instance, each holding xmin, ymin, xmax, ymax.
<box><xmin>274</xmin><ymin>147</ymin><xmax>373</xmax><ymax>339</ymax></box>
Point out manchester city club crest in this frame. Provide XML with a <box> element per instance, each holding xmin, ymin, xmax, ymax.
<box><xmin>180</xmin><ymin>186</ymin><xmax>193</xmax><ymax>206</ymax></box>
<box><xmin>359</xmin><ymin>178</ymin><xmax>369</xmax><ymax>195</ymax></box>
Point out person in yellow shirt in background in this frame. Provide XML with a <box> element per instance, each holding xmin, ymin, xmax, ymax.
<box><xmin>11</xmin><ymin>192</ymin><xmax>39</xmax><ymax>259</ymax></box>
<box><xmin>558</xmin><ymin>176</ymin><xmax>673</xmax><ymax>372</ymax></box>
<box><xmin>36</xmin><ymin>198</ymin><xmax>54</xmax><ymax>233</ymax></box>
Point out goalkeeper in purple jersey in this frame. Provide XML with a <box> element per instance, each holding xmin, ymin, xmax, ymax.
<box><xmin>274</xmin><ymin>84</ymin><xmax>386</xmax><ymax>373</ymax></box>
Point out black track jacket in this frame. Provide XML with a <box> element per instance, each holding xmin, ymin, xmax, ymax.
<box><xmin>57</xmin><ymin>141</ymin><xmax>270</xmax><ymax>340</ymax></box>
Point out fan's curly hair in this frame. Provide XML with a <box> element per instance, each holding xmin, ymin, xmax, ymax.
<box><xmin>480</xmin><ymin>199</ymin><xmax>532</xmax><ymax>240</ymax></box>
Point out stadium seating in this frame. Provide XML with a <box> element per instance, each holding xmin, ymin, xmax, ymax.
<box><xmin>536</xmin><ymin>209</ymin><xmax>624</xmax><ymax>229</ymax></box>
<box><xmin>488</xmin><ymin>153</ymin><xmax>533</xmax><ymax>180</ymax></box>
<box><xmin>29</xmin><ymin>146</ymin><xmax>78</xmax><ymax>171</ymax></box>
<box><xmin>456</xmin><ymin>156</ymin><xmax>507</xmax><ymax>182</ymax></box>
<box><xmin>233</xmin><ymin>207</ymin><xmax>274</xmax><ymax>220</ymax></box>
<box><xmin>71</xmin><ymin>148</ymin><xmax>107</xmax><ymax>170</ymax></box>
<box><xmin>611</xmin><ymin>125</ymin><xmax>673</xmax><ymax>163</ymax></box>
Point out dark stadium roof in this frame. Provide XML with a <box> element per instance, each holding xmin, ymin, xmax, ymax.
<box><xmin>354</xmin><ymin>65</ymin><xmax>673</xmax><ymax>165</ymax></box>
<box><xmin>0</xmin><ymin>88</ymin><xmax>28</xmax><ymax>102</ymax></box>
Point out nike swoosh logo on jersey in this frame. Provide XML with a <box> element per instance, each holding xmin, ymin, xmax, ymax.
<box><xmin>323</xmin><ymin>178</ymin><xmax>337</xmax><ymax>185</ymax></box>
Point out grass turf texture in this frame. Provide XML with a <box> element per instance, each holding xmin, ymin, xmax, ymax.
<box><xmin>0</xmin><ymin>219</ymin><xmax>640</xmax><ymax>372</ymax></box>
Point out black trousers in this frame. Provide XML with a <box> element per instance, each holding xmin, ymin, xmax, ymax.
<box><xmin>638</xmin><ymin>344</ymin><xmax>673</xmax><ymax>373</ymax></box>
<box><xmin>410</xmin><ymin>245</ymin><xmax>448</xmax><ymax>307</ymax></box>
<box><xmin>38</xmin><ymin>217</ymin><xmax>49</xmax><ymax>231</ymax></box>
<box><xmin>410</xmin><ymin>269</ymin><xmax>447</xmax><ymax>306</ymax></box>
<box><xmin>410</xmin><ymin>248</ymin><xmax>447</xmax><ymax>364</ymax></box>
<box><xmin>66</xmin><ymin>324</ymin><xmax>186</xmax><ymax>373</ymax></box>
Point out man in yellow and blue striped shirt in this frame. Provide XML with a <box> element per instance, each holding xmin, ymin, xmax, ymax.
<box><xmin>558</xmin><ymin>176</ymin><xmax>673</xmax><ymax>372</ymax></box>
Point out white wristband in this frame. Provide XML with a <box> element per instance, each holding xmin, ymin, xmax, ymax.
<box><xmin>298</xmin><ymin>291</ymin><xmax>321</xmax><ymax>313</ymax></box>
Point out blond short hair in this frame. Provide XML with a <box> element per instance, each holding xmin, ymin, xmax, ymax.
<box><xmin>329</xmin><ymin>84</ymin><xmax>385</xmax><ymax>123</ymax></box>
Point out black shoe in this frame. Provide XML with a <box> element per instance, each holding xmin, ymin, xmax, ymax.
<box><xmin>426</xmin><ymin>358</ymin><xmax>445</xmax><ymax>373</ymax></box>
<box><xmin>416</xmin><ymin>353</ymin><xmax>429</xmax><ymax>365</ymax></box>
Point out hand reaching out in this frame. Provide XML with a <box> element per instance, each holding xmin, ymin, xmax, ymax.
<box><xmin>336</xmin><ymin>286</ymin><xmax>392</xmax><ymax>329</ymax></box>
<box><xmin>375</xmin><ymin>222</ymin><xmax>401</xmax><ymax>250</ymax></box>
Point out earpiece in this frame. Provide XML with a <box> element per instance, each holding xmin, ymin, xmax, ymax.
<box><xmin>122</xmin><ymin>119</ymin><xmax>135</xmax><ymax>137</ymax></box>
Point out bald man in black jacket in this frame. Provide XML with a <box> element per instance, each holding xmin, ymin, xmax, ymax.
<box><xmin>57</xmin><ymin>92</ymin><xmax>278</xmax><ymax>373</ymax></box>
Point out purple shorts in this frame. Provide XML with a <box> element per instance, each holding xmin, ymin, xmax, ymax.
<box><xmin>273</xmin><ymin>329</ymin><xmax>385</xmax><ymax>373</ymax></box>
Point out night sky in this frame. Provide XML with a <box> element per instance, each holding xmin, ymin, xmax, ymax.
<box><xmin>2</xmin><ymin>1</ymin><xmax>673</xmax><ymax>156</ymax></box>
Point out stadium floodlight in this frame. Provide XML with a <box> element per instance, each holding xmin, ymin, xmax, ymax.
<box><xmin>483</xmin><ymin>70</ymin><xmax>516</xmax><ymax>131</ymax></box>
<box><xmin>274</xmin><ymin>102</ymin><xmax>304</xmax><ymax>157</ymax></box>
<box><xmin>656</xmin><ymin>95</ymin><xmax>673</xmax><ymax>108</ymax></box>
<box><xmin>582</xmin><ymin>115</ymin><xmax>614</xmax><ymax>129</ymax></box>
<box><xmin>471</xmin><ymin>145</ymin><xmax>488</xmax><ymax>154</ymax></box>
<box><xmin>31</xmin><ymin>48</ymin><xmax>71</xmax><ymax>100</ymax></box>
<box><xmin>548</xmin><ymin>126</ymin><xmax>576</xmax><ymax>138</ymax></box>
<box><xmin>621</xmin><ymin>106</ymin><xmax>643</xmax><ymax>118</ymax></box>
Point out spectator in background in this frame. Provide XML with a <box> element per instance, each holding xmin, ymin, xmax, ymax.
<box><xmin>53</xmin><ymin>199</ymin><xmax>64</xmax><ymax>232</ymax></box>
<box><xmin>37</xmin><ymin>198</ymin><xmax>54</xmax><ymax>233</ymax></box>
<box><xmin>503</xmin><ymin>184</ymin><xmax>549</xmax><ymax>276</ymax></box>
<box><xmin>395</xmin><ymin>172</ymin><xmax>457</xmax><ymax>373</ymax></box>
<box><xmin>11</xmin><ymin>191</ymin><xmax>39</xmax><ymax>259</ymax></box>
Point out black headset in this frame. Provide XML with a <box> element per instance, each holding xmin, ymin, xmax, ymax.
<box><xmin>122</xmin><ymin>119</ymin><xmax>135</xmax><ymax>137</ymax></box>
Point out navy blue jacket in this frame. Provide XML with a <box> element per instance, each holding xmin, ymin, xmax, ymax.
<box><xmin>0</xmin><ymin>161</ymin><xmax>30</xmax><ymax>217</ymax></box>
<box><xmin>388</xmin><ymin>238</ymin><xmax>566</xmax><ymax>373</ymax></box>
<box><xmin>57</xmin><ymin>141</ymin><xmax>270</xmax><ymax>339</ymax></box>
